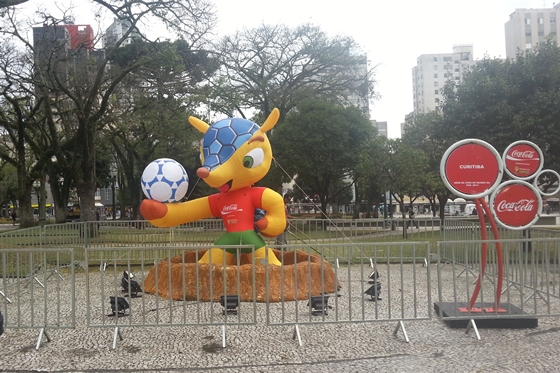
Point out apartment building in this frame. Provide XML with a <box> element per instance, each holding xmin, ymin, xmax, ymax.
<box><xmin>102</xmin><ymin>18</ymin><xmax>142</xmax><ymax>48</ymax></box>
<box><xmin>371</xmin><ymin>120</ymin><xmax>388</xmax><ymax>138</ymax></box>
<box><xmin>505</xmin><ymin>4</ymin><xmax>560</xmax><ymax>59</ymax></box>
<box><xmin>411</xmin><ymin>45</ymin><xmax>475</xmax><ymax>115</ymax></box>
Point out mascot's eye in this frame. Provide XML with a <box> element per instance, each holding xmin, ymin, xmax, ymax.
<box><xmin>243</xmin><ymin>148</ymin><xmax>264</xmax><ymax>169</ymax></box>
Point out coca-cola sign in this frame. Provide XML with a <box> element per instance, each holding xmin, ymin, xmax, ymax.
<box><xmin>503</xmin><ymin>141</ymin><xmax>543</xmax><ymax>180</ymax></box>
<box><xmin>491</xmin><ymin>180</ymin><xmax>542</xmax><ymax>230</ymax></box>
<box><xmin>440</xmin><ymin>139</ymin><xmax>502</xmax><ymax>199</ymax></box>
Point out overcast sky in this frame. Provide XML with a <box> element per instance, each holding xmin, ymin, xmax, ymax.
<box><xmin>211</xmin><ymin>0</ymin><xmax>554</xmax><ymax>138</ymax></box>
<box><xmin>21</xmin><ymin>0</ymin><xmax>553</xmax><ymax>137</ymax></box>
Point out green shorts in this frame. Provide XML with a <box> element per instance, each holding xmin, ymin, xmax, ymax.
<box><xmin>214</xmin><ymin>230</ymin><xmax>266</xmax><ymax>254</ymax></box>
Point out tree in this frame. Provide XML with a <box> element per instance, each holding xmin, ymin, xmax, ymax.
<box><xmin>272</xmin><ymin>100</ymin><xmax>375</xmax><ymax>219</ymax></box>
<box><xmin>353</xmin><ymin>135</ymin><xmax>387</xmax><ymax>218</ymax></box>
<box><xmin>104</xmin><ymin>39</ymin><xmax>219</xmax><ymax>219</ymax></box>
<box><xmin>0</xmin><ymin>0</ymin><xmax>27</xmax><ymax>9</ymax></box>
<box><xmin>213</xmin><ymin>23</ymin><xmax>376</xmax><ymax>121</ymax></box>
<box><xmin>0</xmin><ymin>0</ymin><xmax>216</xmax><ymax>223</ymax></box>
<box><xmin>377</xmin><ymin>138</ymin><xmax>428</xmax><ymax>237</ymax></box>
<box><xmin>440</xmin><ymin>40</ymin><xmax>560</xmax><ymax>171</ymax></box>
<box><xmin>402</xmin><ymin>111</ymin><xmax>454</xmax><ymax>220</ymax></box>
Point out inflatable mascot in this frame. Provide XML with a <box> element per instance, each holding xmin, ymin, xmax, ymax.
<box><xmin>140</xmin><ymin>108</ymin><xmax>286</xmax><ymax>266</ymax></box>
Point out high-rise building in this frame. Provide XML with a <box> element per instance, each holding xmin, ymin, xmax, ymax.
<box><xmin>102</xmin><ymin>18</ymin><xmax>141</xmax><ymax>48</ymax></box>
<box><xmin>371</xmin><ymin>120</ymin><xmax>388</xmax><ymax>138</ymax></box>
<box><xmin>33</xmin><ymin>22</ymin><xmax>103</xmax><ymax>90</ymax></box>
<box><xmin>505</xmin><ymin>4</ymin><xmax>560</xmax><ymax>59</ymax></box>
<box><xmin>33</xmin><ymin>23</ymin><xmax>94</xmax><ymax>53</ymax></box>
<box><xmin>411</xmin><ymin>45</ymin><xmax>475</xmax><ymax>115</ymax></box>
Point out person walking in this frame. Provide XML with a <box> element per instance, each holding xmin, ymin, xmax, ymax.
<box><xmin>11</xmin><ymin>209</ymin><xmax>16</xmax><ymax>225</ymax></box>
<box><xmin>275</xmin><ymin>194</ymin><xmax>294</xmax><ymax>246</ymax></box>
<box><xmin>407</xmin><ymin>207</ymin><xmax>419</xmax><ymax>229</ymax></box>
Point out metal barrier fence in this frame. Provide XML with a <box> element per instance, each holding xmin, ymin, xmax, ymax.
<box><xmin>435</xmin><ymin>237</ymin><xmax>560</xmax><ymax>338</ymax></box>
<box><xmin>0</xmin><ymin>217</ymin><xmax>442</xmax><ymax>261</ymax></box>
<box><xmin>82</xmin><ymin>242</ymin><xmax>430</xmax><ymax>348</ymax></box>
<box><xmin>1</xmin><ymin>238</ymin><xmax>431</xmax><ymax>349</ymax></box>
<box><xmin>0</xmin><ymin>248</ymin><xmax>75</xmax><ymax>349</ymax></box>
<box><xmin>2</xmin><ymin>220</ymin><xmax>560</xmax><ymax>349</ymax></box>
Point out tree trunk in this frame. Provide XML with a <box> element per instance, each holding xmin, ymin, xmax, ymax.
<box><xmin>54</xmin><ymin>204</ymin><xmax>67</xmax><ymax>224</ymax></box>
<box><xmin>78</xmin><ymin>184</ymin><xmax>96</xmax><ymax>222</ymax></box>
<box><xmin>18</xmin><ymin>189</ymin><xmax>34</xmax><ymax>228</ymax></box>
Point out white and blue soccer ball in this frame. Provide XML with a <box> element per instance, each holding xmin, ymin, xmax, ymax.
<box><xmin>141</xmin><ymin>158</ymin><xmax>189</xmax><ymax>203</ymax></box>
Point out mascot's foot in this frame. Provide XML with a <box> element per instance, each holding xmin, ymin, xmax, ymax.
<box><xmin>198</xmin><ymin>248</ymin><xmax>234</xmax><ymax>265</ymax></box>
<box><xmin>253</xmin><ymin>247</ymin><xmax>282</xmax><ymax>266</ymax></box>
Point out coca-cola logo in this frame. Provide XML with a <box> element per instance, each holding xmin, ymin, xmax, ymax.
<box><xmin>223</xmin><ymin>204</ymin><xmax>238</xmax><ymax>211</ymax></box>
<box><xmin>510</xmin><ymin>150</ymin><xmax>536</xmax><ymax>159</ymax></box>
<box><xmin>496</xmin><ymin>199</ymin><xmax>535</xmax><ymax>213</ymax></box>
<box><xmin>503</xmin><ymin>142</ymin><xmax>542</xmax><ymax>180</ymax></box>
<box><xmin>492</xmin><ymin>181</ymin><xmax>541</xmax><ymax>229</ymax></box>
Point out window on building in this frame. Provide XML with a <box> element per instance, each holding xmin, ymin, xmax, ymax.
<box><xmin>539</xmin><ymin>17</ymin><xmax>544</xmax><ymax>24</ymax></box>
<box><xmin>434</xmin><ymin>81</ymin><xmax>439</xmax><ymax>87</ymax></box>
<box><xmin>435</xmin><ymin>98</ymin><xmax>440</xmax><ymax>103</ymax></box>
<box><xmin>551</xmin><ymin>31</ymin><xmax>557</xmax><ymax>36</ymax></box>
<box><xmin>433</xmin><ymin>65</ymin><xmax>438</xmax><ymax>70</ymax></box>
<box><xmin>433</xmin><ymin>57</ymin><xmax>437</xmax><ymax>62</ymax></box>
<box><xmin>538</xmin><ymin>30</ymin><xmax>544</xmax><ymax>36</ymax></box>
<box><xmin>525</xmin><ymin>18</ymin><xmax>531</xmax><ymax>25</ymax></box>
<box><xmin>455</xmin><ymin>77</ymin><xmax>460</xmax><ymax>80</ymax></box>
<box><xmin>434</xmin><ymin>73</ymin><xmax>438</xmax><ymax>78</ymax></box>
<box><xmin>526</xmin><ymin>42</ymin><xmax>532</xmax><ymax>49</ymax></box>
<box><xmin>525</xmin><ymin>31</ymin><xmax>531</xmax><ymax>37</ymax></box>
<box><xmin>551</xmin><ymin>17</ymin><xmax>557</xmax><ymax>24</ymax></box>
<box><xmin>455</xmin><ymin>68</ymin><xmax>459</xmax><ymax>72</ymax></box>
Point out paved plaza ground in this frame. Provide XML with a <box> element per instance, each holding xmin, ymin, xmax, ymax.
<box><xmin>2</xmin><ymin>315</ymin><xmax>560</xmax><ymax>372</ymax></box>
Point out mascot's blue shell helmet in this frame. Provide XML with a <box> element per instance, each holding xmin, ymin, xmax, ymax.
<box><xmin>201</xmin><ymin>118</ymin><xmax>260</xmax><ymax>171</ymax></box>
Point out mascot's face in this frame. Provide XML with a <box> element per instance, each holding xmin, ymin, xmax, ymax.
<box><xmin>189</xmin><ymin>110</ymin><xmax>279</xmax><ymax>193</ymax></box>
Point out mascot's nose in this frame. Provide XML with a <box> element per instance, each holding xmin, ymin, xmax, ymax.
<box><xmin>196</xmin><ymin>167</ymin><xmax>210</xmax><ymax>179</ymax></box>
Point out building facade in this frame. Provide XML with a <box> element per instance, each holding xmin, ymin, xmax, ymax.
<box><xmin>102</xmin><ymin>18</ymin><xmax>141</xmax><ymax>48</ymax></box>
<box><xmin>505</xmin><ymin>4</ymin><xmax>560</xmax><ymax>59</ymax></box>
<box><xmin>411</xmin><ymin>45</ymin><xmax>475</xmax><ymax>115</ymax></box>
<box><xmin>371</xmin><ymin>120</ymin><xmax>388</xmax><ymax>138</ymax></box>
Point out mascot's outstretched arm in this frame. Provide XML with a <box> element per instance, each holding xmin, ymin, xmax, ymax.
<box><xmin>140</xmin><ymin>197</ymin><xmax>213</xmax><ymax>228</ymax></box>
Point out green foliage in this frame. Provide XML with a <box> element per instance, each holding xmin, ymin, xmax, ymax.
<box><xmin>402</xmin><ymin>112</ymin><xmax>453</xmax><ymax>216</ymax></box>
<box><xmin>440</xmin><ymin>40</ymin><xmax>560</xmax><ymax>170</ymax></box>
<box><xmin>0</xmin><ymin>163</ymin><xmax>18</xmax><ymax>206</ymax></box>
<box><xmin>272</xmin><ymin>100</ymin><xmax>375</xmax><ymax>216</ymax></box>
<box><xmin>378</xmin><ymin>138</ymin><xmax>429</xmax><ymax>210</ymax></box>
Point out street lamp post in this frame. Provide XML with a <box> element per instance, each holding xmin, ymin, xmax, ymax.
<box><xmin>33</xmin><ymin>180</ymin><xmax>39</xmax><ymax>217</ymax></box>
<box><xmin>33</xmin><ymin>179</ymin><xmax>47</xmax><ymax>226</ymax></box>
<box><xmin>111</xmin><ymin>176</ymin><xmax>116</xmax><ymax>220</ymax></box>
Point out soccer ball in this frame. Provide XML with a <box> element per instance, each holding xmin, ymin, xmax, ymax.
<box><xmin>141</xmin><ymin>158</ymin><xmax>189</xmax><ymax>203</ymax></box>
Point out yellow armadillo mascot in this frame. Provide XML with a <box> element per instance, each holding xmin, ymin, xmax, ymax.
<box><xmin>140</xmin><ymin>109</ymin><xmax>286</xmax><ymax>266</ymax></box>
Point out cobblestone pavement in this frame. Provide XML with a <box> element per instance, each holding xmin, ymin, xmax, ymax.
<box><xmin>2</xmin><ymin>312</ymin><xmax>560</xmax><ymax>372</ymax></box>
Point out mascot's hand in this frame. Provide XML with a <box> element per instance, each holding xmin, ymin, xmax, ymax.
<box><xmin>140</xmin><ymin>199</ymin><xmax>168</xmax><ymax>221</ymax></box>
<box><xmin>255</xmin><ymin>217</ymin><xmax>275</xmax><ymax>238</ymax></box>
<box><xmin>255</xmin><ymin>216</ymin><xmax>269</xmax><ymax>232</ymax></box>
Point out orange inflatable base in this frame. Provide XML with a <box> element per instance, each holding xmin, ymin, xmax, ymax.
<box><xmin>142</xmin><ymin>249</ymin><xmax>340</xmax><ymax>302</ymax></box>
